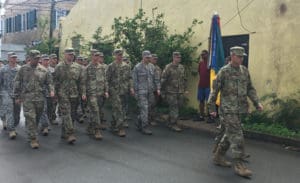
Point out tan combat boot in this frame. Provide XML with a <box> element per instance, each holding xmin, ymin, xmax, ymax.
<box><xmin>213</xmin><ymin>146</ymin><xmax>232</xmax><ymax>167</ymax></box>
<box><xmin>118</xmin><ymin>128</ymin><xmax>126</xmax><ymax>137</ymax></box>
<box><xmin>42</xmin><ymin>128</ymin><xmax>49</xmax><ymax>136</ymax></box>
<box><xmin>67</xmin><ymin>134</ymin><xmax>76</xmax><ymax>144</ymax></box>
<box><xmin>94</xmin><ymin>130</ymin><xmax>103</xmax><ymax>140</ymax></box>
<box><xmin>170</xmin><ymin>124</ymin><xmax>183</xmax><ymax>132</ymax></box>
<box><xmin>9</xmin><ymin>131</ymin><xmax>17</xmax><ymax>139</ymax></box>
<box><xmin>234</xmin><ymin>160</ymin><xmax>252</xmax><ymax>178</ymax></box>
<box><xmin>30</xmin><ymin>139</ymin><xmax>39</xmax><ymax>149</ymax></box>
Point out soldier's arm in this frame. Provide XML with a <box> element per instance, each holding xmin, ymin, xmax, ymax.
<box><xmin>207</xmin><ymin>71</ymin><xmax>222</xmax><ymax>113</ymax></box>
<box><xmin>53</xmin><ymin>65</ymin><xmax>60</xmax><ymax>93</ymax></box>
<box><xmin>13</xmin><ymin>68</ymin><xmax>23</xmax><ymax>100</ymax></box>
<box><xmin>154</xmin><ymin>66</ymin><xmax>161</xmax><ymax>91</ymax></box>
<box><xmin>105</xmin><ymin>65</ymin><xmax>111</xmax><ymax>91</ymax></box>
<box><xmin>80</xmin><ymin>67</ymin><xmax>87</xmax><ymax>97</ymax></box>
<box><xmin>127</xmin><ymin>65</ymin><xmax>134</xmax><ymax>91</ymax></box>
<box><xmin>132</xmin><ymin>66</ymin><xmax>138</xmax><ymax>93</ymax></box>
<box><xmin>46</xmin><ymin>71</ymin><xmax>55</xmax><ymax>96</ymax></box>
<box><xmin>160</xmin><ymin>65</ymin><xmax>169</xmax><ymax>90</ymax></box>
<box><xmin>247</xmin><ymin>72</ymin><xmax>260</xmax><ymax>108</ymax></box>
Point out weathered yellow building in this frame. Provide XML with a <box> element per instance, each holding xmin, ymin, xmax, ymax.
<box><xmin>60</xmin><ymin>0</ymin><xmax>300</xmax><ymax>108</ymax></box>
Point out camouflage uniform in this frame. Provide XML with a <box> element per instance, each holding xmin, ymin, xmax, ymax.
<box><xmin>13</xmin><ymin>52</ymin><xmax>54</xmax><ymax>141</ymax></box>
<box><xmin>161</xmin><ymin>61</ymin><xmax>187</xmax><ymax>127</ymax></box>
<box><xmin>98</xmin><ymin>62</ymin><xmax>108</xmax><ymax>123</ymax></box>
<box><xmin>149</xmin><ymin>62</ymin><xmax>162</xmax><ymax>122</ymax></box>
<box><xmin>132</xmin><ymin>60</ymin><xmax>160</xmax><ymax>129</ymax></box>
<box><xmin>106</xmin><ymin>59</ymin><xmax>133</xmax><ymax>131</ymax></box>
<box><xmin>208</xmin><ymin>63</ymin><xmax>260</xmax><ymax>160</ymax></box>
<box><xmin>85</xmin><ymin>60</ymin><xmax>108</xmax><ymax>135</ymax></box>
<box><xmin>54</xmin><ymin>57</ymin><xmax>86</xmax><ymax>138</ymax></box>
<box><xmin>0</xmin><ymin>63</ymin><xmax>21</xmax><ymax>132</ymax></box>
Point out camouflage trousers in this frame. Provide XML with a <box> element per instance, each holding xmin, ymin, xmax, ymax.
<box><xmin>79</xmin><ymin>98</ymin><xmax>89</xmax><ymax>121</ymax></box>
<box><xmin>58</xmin><ymin>97</ymin><xmax>78</xmax><ymax>135</ymax></box>
<box><xmin>164</xmin><ymin>93</ymin><xmax>184</xmax><ymax>125</ymax></box>
<box><xmin>217</xmin><ymin>113</ymin><xmax>245</xmax><ymax>159</ymax></box>
<box><xmin>0</xmin><ymin>92</ymin><xmax>21</xmax><ymax>131</ymax></box>
<box><xmin>136</xmin><ymin>93</ymin><xmax>155</xmax><ymax>129</ymax></box>
<box><xmin>87</xmin><ymin>95</ymin><xmax>105</xmax><ymax>131</ymax></box>
<box><xmin>23</xmin><ymin>99</ymin><xmax>44</xmax><ymax>140</ymax></box>
<box><xmin>110</xmin><ymin>93</ymin><xmax>126</xmax><ymax>129</ymax></box>
<box><xmin>123</xmin><ymin>93</ymin><xmax>130</xmax><ymax>121</ymax></box>
<box><xmin>47</xmin><ymin>97</ymin><xmax>57</xmax><ymax>122</ymax></box>
<box><xmin>39</xmin><ymin>97</ymin><xmax>50</xmax><ymax>129</ymax></box>
<box><xmin>149</xmin><ymin>91</ymin><xmax>161</xmax><ymax>122</ymax></box>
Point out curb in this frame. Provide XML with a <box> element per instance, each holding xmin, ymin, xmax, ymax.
<box><xmin>177</xmin><ymin>120</ymin><xmax>300</xmax><ymax>148</ymax></box>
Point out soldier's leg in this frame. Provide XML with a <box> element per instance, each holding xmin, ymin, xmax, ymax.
<box><xmin>58</xmin><ymin>97</ymin><xmax>74</xmax><ymax>139</ymax></box>
<box><xmin>70</xmin><ymin>97</ymin><xmax>80</xmax><ymax>123</ymax></box>
<box><xmin>149</xmin><ymin>92</ymin><xmax>157</xmax><ymax>125</ymax></box>
<box><xmin>13</xmin><ymin>98</ymin><xmax>21</xmax><ymax>127</ymax></box>
<box><xmin>87</xmin><ymin>96</ymin><xmax>100</xmax><ymax>135</ymax></box>
<box><xmin>23</xmin><ymin>100</ymin><xmax>38</xmax><ymax>141</ymax></box>
<box><xmin>6</xmin><ymin>97</ymin><xmax>17</xmax><ymax>138</ymax></box>
<box><xmin>39</xmin><ymin>98</ymin><xmax>50</xmax><ymax>135</ymax></box>
<box><xmin>223</xmin><ymin>114</ymin><xmax>252</xmax><ymax>177</ymax></box>
<box><xmin>137</xmin><ymin>94</ymin><xmax>149</xmax><ymax>129</ymax></box>
<box><xmin>98</xmin><ymin>96</ymin><xmax>106</xmax><ymax>128</ymax></box>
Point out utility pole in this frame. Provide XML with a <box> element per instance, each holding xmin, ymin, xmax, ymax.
<box><xmin>49</xmin><ymin>0</ymin><xmax>55</xmax><ymax>39</ymax></box>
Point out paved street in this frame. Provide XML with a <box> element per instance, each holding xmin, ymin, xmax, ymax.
<box><xmin>0</xmin><ymin>112</ymin><xmax>299</xmax><ymax>183</ymax></box>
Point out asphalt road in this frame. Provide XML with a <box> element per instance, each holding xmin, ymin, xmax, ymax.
<box><xmin>0</xmin><ymin>113</ymin><xmax>299</xmax><ymax>183</ymax></box>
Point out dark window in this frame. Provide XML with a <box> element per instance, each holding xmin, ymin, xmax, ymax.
<box><xmin>222</xmin><ymin>34</ymin><xmax>249</xmax><ymax>68</ymax></box>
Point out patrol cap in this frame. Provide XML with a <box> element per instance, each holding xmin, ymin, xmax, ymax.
<box><xmin>50</xmin><ymin>53</ymin><xmax>57</xmax><ymax>59</ymax></box>
<box><xmin>41</xmin><ymin>54</ymin><xmax>49</xmax><ymax>60</ymax></box>
<box><xmin>94</xmin><ymin>51</ymin><xmax>104</xmax><ymax>57</ymax></box>
<box><xmin>29</xmin><ymin>50</ymin><xmax>41</xmax><ymax>59</ymax></box>
<box><xmin>76</xmin><ymin>55</ymin><xmax>84</xmax><ymax>60</ymax></box>
<box><xmin>113</xmin><ymin>49</ymin><xmax>123</xmax><ymax>55</ymax></box>
<box><xmin>142</xmin><ymin>50</ymin><xmax>152</xmax><ymax>58</ymax></box>
<box><xmin>152</xmin><ymin>54</ymin><xmax>158</xmax><ymax>59</ymax></box>
<box><xmin>173</xmin><ymin>51</ymin><xmax>181</xmax><ymax>57</ymax></box>
<box><xmin>8</xmin><ymin>52</ymin><xmax>17</xmax><ymax>58</ymax></box>
<box><xmin>230</xmin><ymin>46</ymin><xmax>247</xmax><ymax>56</ymax></box>
<box><xmin>90</xmin><ymin>49</ymin><xmax>99</xmax><ymax>54</ymax></box>
<box><xmin>64</xmin><ymin>48</ymin><xmax>75</xmax><ymax>55</ymax></box>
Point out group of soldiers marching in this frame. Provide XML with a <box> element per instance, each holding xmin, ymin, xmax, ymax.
<box><xmin>0</xmin><ymin>48</ymin><xmax>187</xmax><ymax>149</ymax></box>
<box><xmin>0</xmin><ymin>46</ymin><xmax>264</xmax><ymax>178</ymax></box>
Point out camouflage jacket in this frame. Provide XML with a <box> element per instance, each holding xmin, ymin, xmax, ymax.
<box><xmin>0</xmin><ymin>64</ymin><xmax>21</xmax><ymax>97</ymax></box>
<box><xmin>86</xmin><ymin>63</ymin><xmax>108</xmax><ymax>96</ymax></box>
<box><xmin>154</xmin><ymin>64</ymin><xmax>162</xmax><ymax>80</ymax></box>
<box><xmin>161</xmin><ymin>63</ymin><xmax>187</xmax><ymax>94</ymax></box>
<box><xmin>132</xmin><ymin>62</ymin><xmax>160</xmax><ymax>95</ymax></box>
<box><xmin>208</xmin><ymin>64</ymin><xmax>260</xmax><ymax>114</ymax></box>
<box><xmin>54</xmin><ymin>61</ymin><xmax>86</xmax><ymax>98</ymax></box>
<box><xmin>106</xmin><ymin>61</ymin><xmax>133</xmax><ymax>96</ymax></box>
<box><xmin>13</xmin><ymin>64</ymin><xmax>54</xmax><ymax>101</ymax></box>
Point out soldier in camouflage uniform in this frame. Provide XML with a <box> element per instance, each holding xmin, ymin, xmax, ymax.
<box><xmin>0</xmin><ymin>52</ymin><xmax>21</xmax><ymax>139</ymax></box>
<box><xmin>149</xmin><ymin>53</ymin><xmax>162</xmax><ymax>126</ymax></box>
<box><xmin>38</xmin><ymin>54</ymin><xmax>52</xmax><ymax>136</ymax></box>
<box><xmin>122</xmin><ymin>56</ymin><xmax>131</xmax><ymax>127</ymax></box>
<box><xmin>53</xmin><ymin>48</ymin><xmax>86</xmax><ymax>144</ymax></box>
<box><xmin>161</xmin><ymin>52</ymin><xmax>188</xmax><ymax>132</ymax></box>
<box><xmin>208</xmin><ymin>46</ymin><xmax>263</xmax><ymax>178</ymax></box>
<box><xmin>132</xmin><ymin>51</ymin><xmax>160</xmax><ymax>135</ymax></box>
<box><xmin>85</xmin><ymin>51</ymin><xmax>108</xmax><ymax>140</ymax></box>
<box><xmin>75</xmin><ymin>55</ymin><xmax>88</xmax><ymax>124</ymax></box>
<box><xmin>13</xmin><ymin>50</ymin><xmax>54</xmax><ymax>149</ymax></box>
<box><xmin>106</xmin><ymin>49</ymin><xmax>134</xmax><ymax>137</ymax></box>
<box><xmin>48</xmin><ymin>54</ymin><xmax>58</xmax><ymax>125</ymax></box>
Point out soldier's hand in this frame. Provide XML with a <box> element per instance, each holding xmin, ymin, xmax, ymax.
<box><xmin>257</xmin><ymin>103</ymin><xmax>263</xmax><ymax>111</ymax></box>
<box><xmin>105</xmin><ymin>92</ymin><xmax>109</xmax><ymax>98</ymax></box>
<box><xmin>82</xmin><ymin>95</ymin><xmax>87</xmax><ymax>101</ymax></box>
<box><xmin>130</xmin><ymin>88</ymin><xmax>135</xmax><ymax>96</ymax></box>
<box><xmin>156</xmin><ymin>89</ymin><xmax>161</xmax><ymax>96</ymax></box>
<box><xmin>50</xmin><ymin>91</ymin><xmax>55</xmax><ymax>97</ymax></box>
<box><xmin>210</xmin><ymin>112</ymin><xmax>217</xmax><ymax>117</ymax></box>
<box><xmin>15</xmin><ymin>99</ymin><xmax>22</xmax><ymax>105</ymax></box>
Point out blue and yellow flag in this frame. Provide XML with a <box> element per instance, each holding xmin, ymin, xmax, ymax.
<box><xmin>208</xmin><ymin>14</ymin><xmax>225</xmax><ymax>106</ymax></box>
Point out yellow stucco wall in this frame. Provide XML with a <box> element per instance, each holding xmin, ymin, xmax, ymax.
<box><xmin>60</xmin><ymin>0</ymin><xmax>300</xmax><ymax>108</ymax></box>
